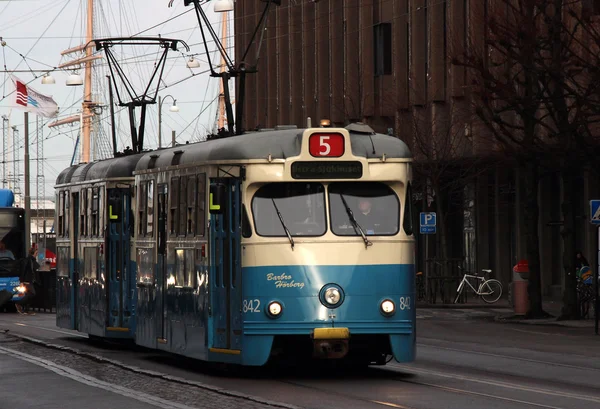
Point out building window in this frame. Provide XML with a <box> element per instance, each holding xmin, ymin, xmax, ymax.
<box><xmin>583</xmin><ymin>0</ymin><xmax>600</xmax><ymax>14</ymax></box>
<box><xmin>374</xmin><ymin>23</ymin><xmax>392</xmax><ymax>76</ymax></box>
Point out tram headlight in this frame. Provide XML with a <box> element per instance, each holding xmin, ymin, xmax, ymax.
<box><xmin>324</xmin><ymin>288</ymin><xmax>341</xmax><ymax>305</ymax></box>
<box><xmin>266</xmin><ymin>301</ymin><xmax>283</xmax><ymax>318</ymax></box>
<box><xmin>14</xmin><ymin>285</ymin><xmax>26</xmax><ymax>294</ymax></box>
<box><xmin>380</xmin><ymin>299</ymin><xmax>396</xmax><ymax>316</ymax></box>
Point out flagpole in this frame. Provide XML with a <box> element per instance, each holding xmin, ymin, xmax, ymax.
<box><xmin>24</xmin><ymin>112</ymin><xmax>30</xmax><ymax>251</ymax></box>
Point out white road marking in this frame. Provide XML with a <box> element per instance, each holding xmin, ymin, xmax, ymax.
<box><xmin>417</xmin><ymin>342</ymin><xmax>600</xmax><ymax>372</ymax></box>
<box><xmin>12</xmin><ymin>322</ymin><xmax>88</xmax><ymax>338</ymax></box>
<box><xmin>390</xmin><ymin>363</ymin><xmax>600</xmax><ymax>404</ymax></box>
<box><xmin>0</xmin><ymin>345</ymin><xmax>198</xmax><ymax>409</ymax></box>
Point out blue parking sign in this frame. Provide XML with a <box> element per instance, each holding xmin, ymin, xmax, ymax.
<box><xmin>420</xmin><ymin>212</ymin><xmax>436</xmax><ymax>234</ymax></box>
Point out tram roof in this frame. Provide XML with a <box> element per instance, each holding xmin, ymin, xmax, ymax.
<box><xmin>55</xmin><ymin>153</ymin><xmax>145</xmax><ymax>185</ymax></box>
<box><xmin>55</xmin><ymin>127</ymin><xmax>412</xmax><ymax>185</ymax></box>
<box><xmin>135</xmin><ymin>127</ymin><xmax>412</xmax><ymax>171</ymax></box>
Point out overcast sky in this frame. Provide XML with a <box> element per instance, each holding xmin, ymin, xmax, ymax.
<box><xmin>0</xmin><ymin>0</ymin><xmax>229</xmax><ymax>200</ymax></box>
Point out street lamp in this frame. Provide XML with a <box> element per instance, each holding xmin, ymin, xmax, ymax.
<box><xmin>41</xmin><ymin>74</ymin><xmax>55</xmax><ymax>85</ymax></box>
<box><xmin>181</xmin><ymin>0</ymin><xmax>281</xmax><ymax>137</ymax></box>
<box><xmin>158</xmin><ymin>95</ymin><xmax>179</xmax><ymax>148</ymax></box>
<box><xmin>186</xmin><ymin>57</ymin><xmax>201</xmax><ymax>68</ymax></box>
<box><xmin>213</xmin><ymin>0</ymin><xmax>234</xmax><ymax>12</ymax></box>
<box><xmin>66</xmin><ymin>71</ymin><xmax>83</xmax><ymax>86</ymax></box>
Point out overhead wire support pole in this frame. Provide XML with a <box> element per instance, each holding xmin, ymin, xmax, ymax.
<box><xmin>182</xmin><ymin>0</ymin><xmax>279</xmax><ymax>137</ymax></box>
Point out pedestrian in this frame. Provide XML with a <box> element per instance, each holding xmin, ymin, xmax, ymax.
<box><xmin>576</xmin><ymin>250</ymin><xmax>589</xmax><ymax>269</ymax></box>
<box><xmin>14</xmin><ymin>246</ymin><xmax>39</xmax><ymax>315</ymax></box>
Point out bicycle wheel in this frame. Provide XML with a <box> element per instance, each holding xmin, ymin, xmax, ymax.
<box><xmin>480</xmin><ymin>279</ymin><xmax>502</xmax><ymax>304</ymax></box>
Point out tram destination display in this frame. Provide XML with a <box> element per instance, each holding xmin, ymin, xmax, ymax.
<box><xmin>291</xmin><ymin>161</ymin><xmax>363</xmax><ymax>179</ymax></box>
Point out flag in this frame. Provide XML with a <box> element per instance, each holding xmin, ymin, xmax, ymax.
<box><xmin>11</xmin><ymin>75</ymin><xmax>59</xmax><ymax>118</ymax></box>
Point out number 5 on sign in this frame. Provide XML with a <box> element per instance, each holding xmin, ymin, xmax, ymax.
<box><xmin>309</xmin><ymin>133</ymin><xmax>345</xmax><ymax>158</ymax></box>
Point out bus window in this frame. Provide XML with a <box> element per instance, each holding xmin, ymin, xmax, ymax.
<box><xmin>251</xmin><ymin>183</ymin><xmax>326</xmax><ymax>237</ymax></box>
<box><xmin>329</xmin><ymin>182</ymin><xmax>400</xmax><ymax>236</ymax></box>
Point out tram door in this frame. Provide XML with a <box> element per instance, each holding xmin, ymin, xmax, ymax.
<box><xmin>156</xmin><ymin>184</ymin><xmax>168</xmax><ymax>342</ymax></box>
<box><xmin>106</xmin><ymin>188</ymin><xmax>133</xmax><ymax>330</ymax></box>
<box><xmin>209</xmin><ymin>178</ymin><xmax>242</xmax><ymax>352</ymax></box>
<box><xmin>71</xmin><ymin>192</ymin><xmax>80</xmax><ymax>330</ymax></box>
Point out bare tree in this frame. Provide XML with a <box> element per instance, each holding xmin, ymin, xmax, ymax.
<box><xmin>457</xmin><ymin>0</ymin><xmax>600</xmax><ymax>318</ymax></box>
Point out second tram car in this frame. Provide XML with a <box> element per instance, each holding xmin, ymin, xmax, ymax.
<box><xmin>55</xmin><ymin>124</ymin><xmax>416</xmax><ymax>366</ymax></box>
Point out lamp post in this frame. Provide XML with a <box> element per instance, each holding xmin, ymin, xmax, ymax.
<box><xmin>181</xmin><ymin>0</ymin><xmax>280</xmax><ymax>137</ymax></box>
<box><xmin>158</xmin><ymin>95</ymin><xmax>180</xmax><ymax>149</ymax></box>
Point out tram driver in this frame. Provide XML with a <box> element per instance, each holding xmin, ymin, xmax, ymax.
<box><xmin>0</xmin><ymin>240</ymin><xmax>15</xmax><ymax>260</ymax></box>
<box><xmin>353</xmin><ymin>197</ymin><xmax>381</xmax><ymax>235</ymax></box>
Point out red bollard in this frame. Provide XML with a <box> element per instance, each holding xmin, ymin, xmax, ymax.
<box><xmin>513</xmin><ymin>260</ymin><xmax>530</xmax><ymax>315</ymax></box>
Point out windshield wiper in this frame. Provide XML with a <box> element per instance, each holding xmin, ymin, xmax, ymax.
<box><xmin>339</xmin><ymin>194</ymin><xmax>372</xmax><ymax>249</ymax></box>
<box><xmin>271</xmin><ymin>198</ymin><xmax>294</xmax><ymax>250</ymax></box>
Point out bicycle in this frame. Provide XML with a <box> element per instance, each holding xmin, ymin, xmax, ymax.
<box><xmin>454</xmin><ymin>269</ymin><xmax>503</xmax><ymax>304</ymax></box>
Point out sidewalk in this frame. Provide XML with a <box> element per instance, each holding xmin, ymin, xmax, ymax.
<box><xmin>417</xmin><ymin>299</ymin><xmax>598</xmax><ymax>328</ymax></box>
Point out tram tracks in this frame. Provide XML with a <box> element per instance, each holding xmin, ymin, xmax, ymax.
<box><xmin>1</xmin><ymin>325</ymin><xmax>598</xmax><ymax>409</ymax></box>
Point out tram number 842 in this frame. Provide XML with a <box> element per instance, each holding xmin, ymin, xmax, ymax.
<box><xmin>243</xmin><ymin>299</ymin><xmax>261</xmax><ymax>313</ymax></box>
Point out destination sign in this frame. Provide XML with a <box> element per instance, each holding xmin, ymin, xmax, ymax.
<box><xmin>291</xmin><ymin>161</ymin><xmax>363</xmax><ymax>179</ymax></box>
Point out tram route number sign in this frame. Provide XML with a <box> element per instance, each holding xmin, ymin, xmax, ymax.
<box><xmin>291</xmin><ymin>161</ymin><xmax>363</xmax><ymax>179</ymax></box>
<box><xmin>309</xmin><ymin>133</ymin><xmax>345</xmax><ymax>157</ymax></box>
<box><xmin>420</xmin><ymin>212</ymin><xmax>436</xmax><ymax>234</ymax></box>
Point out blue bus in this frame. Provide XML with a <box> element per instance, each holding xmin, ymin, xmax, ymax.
<box><xmin>0</xmin><ymin>190</ymin><xmax>29</xmax><ymax>311</ymax></box>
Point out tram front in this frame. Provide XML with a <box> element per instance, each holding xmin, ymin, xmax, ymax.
<box><xmin>218</xmin><ymin>126</ymin><xmax>415</xmax><ymax>366</ymax></box>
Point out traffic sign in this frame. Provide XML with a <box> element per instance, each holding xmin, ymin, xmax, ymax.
<box><xmin>590</xmin><ymin>200</ymin><xmax>600</xmax><ymax>225</ymax></box>
<box><xmin>420</xmin><ymin>212</ymin><xmax>436</xmax><ymax>234</ymax></box>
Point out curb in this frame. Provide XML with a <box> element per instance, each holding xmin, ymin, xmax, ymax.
<box><xmin>3</xmin><ymin>331</ymin><xmax>304</xmax><ymax>409</ymax></box>
<box><xmin>417</xmin><ymin>303</ymin><xmax>511</xmax><ymax>310</ymax></box>
<box><xmin>493</xmin><ymin>314</ymin><xmax>596</xmax><ymax>329</ymax></box>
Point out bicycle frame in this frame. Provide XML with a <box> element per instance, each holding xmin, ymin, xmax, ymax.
<box><xmin>455</xmin><ymin>274</ymin><xmax>495</xmax><ymax>300</ymax></box>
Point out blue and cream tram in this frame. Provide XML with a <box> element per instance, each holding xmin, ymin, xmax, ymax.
<box><xmin>55</xmin><ymin>124</ymin><xmax>416</xmax><ymax>366</ymax></box>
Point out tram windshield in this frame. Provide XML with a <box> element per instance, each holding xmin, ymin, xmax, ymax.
<box><xmin>329</xmin><ymin>182</ymin><xmax>399</xmax><ymax>236</ymax></box>
<box><xmin>0</xmin><ymin>209</ymin><xmax>26</xmax><ymax>276</ymax></box>
<box><xmin>252</xmin><ymin>183</ymin><xmax>327</xmax><ymax>237</ymax></box>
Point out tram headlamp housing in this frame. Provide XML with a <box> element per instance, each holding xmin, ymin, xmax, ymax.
<box><xmin>266</xmin><ymin>301</ymin><xmax>283</xmax><ymax>318</ymax></box>
<box><xmin>380</xmin><ymin>299</ymin><xmax>396</xmax><ymax>316</ymax></box>
<box><xmin>319</xmin><ymin>284</ymin><xmax>344</xmax><ymax>308</ymax></box>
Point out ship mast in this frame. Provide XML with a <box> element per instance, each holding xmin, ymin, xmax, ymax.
<box><xmin>48</xmin><ymin>0</ymin><xmax>101</xmax><ymax>164</ymax></box>
<box><xmin>82</xmin><ymin>0</ymin><xmax>94</xmax><ymax>163</ymax></box>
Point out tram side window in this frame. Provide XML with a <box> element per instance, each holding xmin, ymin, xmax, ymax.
<box><xmin>98</xmin><ymin>187</ymin><xmax>104</xmax><ymax>236</ymax></box>
<box><xmin>80</xmin><ymin>189</ymin><xmax>88</xmax><ymax>237</ymax></box>
<box><xmin>403</xmin><ymin>182</ymin><xmax>414</xmax><ymax>236</ymax></box>
<box><xmin>187</xmin><ymin>176</ymin><xmax>196</xmax><ymax>236</ymax></box>
<box><xmin>83</xmin><ymin>247</ymin><xmax>98</xmax><ymax>279</ymax></box>
<box><xmin>179</xmin><ymin>177</ymin><xmax>187</xmax><ymax>236</ymax></box>
<box><xmin>170</xmin><ymin>177</ymin><xmax>179</xmax><ymax>235</ymax></box>
<box><xmin>91</xmin><ymin>188</ymin><xmax>99</xmax><ymax>236</ymax></box>
<box><xmin>251</xmin><ymin>183</ymin><xmax>327</xmax><ymax>237</ymax></box>
<box><xmin>58</xmin><ymin>192</ymin><xmax>65</xmax><ymax>236</ymax></box>
<box><xmin>57</xmin><ymin>246</ymin><xmax>69</xmax><ymax>277</ymax></box>
<box><xmin>138</xmin><ymin>182</ymin><xmax>148</xmax><ymax>236</ymax></box>
<box><xmin>147</xmin><ymin>181</ymin><xmax>154</xmax><ymax>237</ymax></box>
<box><xmin>329</xmin><ymin>182</ymin><xmax>400</xmax><ymax>236</ymax></box>
<box><xmin>175</xmin><ymin>248</ymin><xmax>195</xmax><ymax>288</ymax></box>
<box><xmin>136</xmin><ymin>247</ymin><xmax>154</xmax><ymax>285</ymax></box>
<box><xmin>196</xmin><ymin>173</ymin><xmax>206</xmax><ymax>237</ymax></box>
<box><xmin>65</xmin><ymin>193</ymin><xmax>69</xmax><ymax>237</ymax></box>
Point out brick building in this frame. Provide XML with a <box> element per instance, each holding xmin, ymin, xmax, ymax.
<box><xmin>234</xmin><ymin>0</ymin><xmax>600</xmax><ymax>301</ymax></box>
